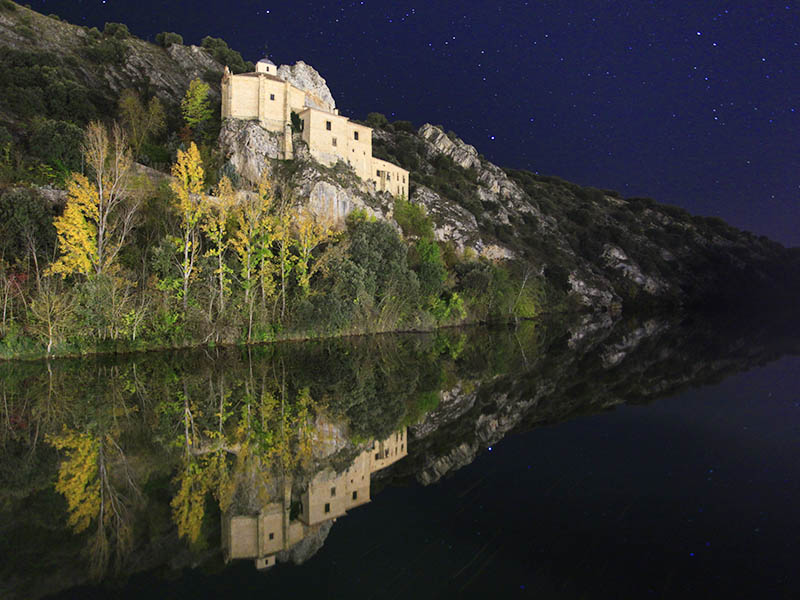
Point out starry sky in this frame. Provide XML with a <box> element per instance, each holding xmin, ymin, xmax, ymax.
<box><xmin>30</xmin><ymin>1</ymin><xmax>800</xmax><ymax>246</ymax></box>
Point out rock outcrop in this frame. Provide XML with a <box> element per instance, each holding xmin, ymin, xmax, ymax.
<box><xmin>218</xmin><ymin>119</ymin><xmax>283</xmax><ymax>183</ymax></box>
<box><xmin>277</xmin><ymin>61</ymin><xmax>336</xmax><ymax>112</ymax></box>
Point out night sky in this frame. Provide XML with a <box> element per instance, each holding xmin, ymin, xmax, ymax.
<box><xmin>30</xmin><ymin>1</ymin><xmax>799</xmax><ymax>246</ymax></box>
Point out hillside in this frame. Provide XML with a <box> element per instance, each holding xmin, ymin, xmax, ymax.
<box><xmin>0</xmin><ymin>0</ymin><xmax>797</xmax><ymax>359</ymax></box>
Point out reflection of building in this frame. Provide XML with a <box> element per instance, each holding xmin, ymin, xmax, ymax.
<box><xmin>222</xmin><ymin>428</ymin><xmax>407</xmax><ymax>569</ymax></box>
<box><xmin>221</xmin><ymin>59</ymin><xmax>410</xmax><ymax>197</ymax></box>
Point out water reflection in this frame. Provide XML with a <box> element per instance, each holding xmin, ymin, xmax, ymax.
<box><xmin>0</xmin><ymin>313</ymin><xmax>798</xmax><ymax>598</ymax></box>
<box><xmin>224</xmin><ymin>427</ymin><xmax>407</xmax><ymax>569</ymax></box>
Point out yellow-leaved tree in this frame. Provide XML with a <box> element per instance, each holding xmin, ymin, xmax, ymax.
<box><xmin>170</xmin><ymin>142</ymin><xmax>205</xmax><ymax>311</ymax></box>
<box><xmin>232</xmin><ymin>170</ymin><xmax>275</xmax><ymax>340</ymax></box>
<box><xmin>202</xmin><ymin>176</ymin><xmax>235</xmax><ymax>315</ymax></box>
<box><xmin>293</xmin><ymin>210</ymin><xmax>333</xmax><ymax>296</ymax></box>
<box><xmin>49</xmin><ymin>122</ymin><xmax>137</xmax><ymax>278</ymax></box>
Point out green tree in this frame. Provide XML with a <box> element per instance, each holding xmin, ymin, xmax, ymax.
<box><xmin>117</xmin><ymin>89</ymin><xmax>166</xmax><ymax>158</ymax></box>
<box><xmin>155</xmin><ymin>31</ymin><xmax>183</xmax><ymax>47</ymax></box>
<box><xmin>181</xmin><ymin>79</ymin><xmax>213</xmax><ymax>131</ymax></box>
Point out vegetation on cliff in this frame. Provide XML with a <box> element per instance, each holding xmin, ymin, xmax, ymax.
<box><xmin>0</xmin><ymin>0</ymin><xmax>796</xmax><ymax>359</ymax></box>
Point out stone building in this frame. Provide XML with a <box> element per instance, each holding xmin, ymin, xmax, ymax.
<box><xmin>221</xmin><ymin>58</ymin><xmax>409</xmax><ymax>197</ymax></box>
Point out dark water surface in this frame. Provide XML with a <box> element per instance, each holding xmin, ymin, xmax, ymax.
<box><xmin>1</xmin><ymin>315</ymin><xmax>798</xmax><ymax>599</ymax></box>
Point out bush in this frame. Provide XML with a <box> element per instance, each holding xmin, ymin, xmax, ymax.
<box><xmin>155</xmin><ymin>31</ymin><xmax>183</xmax><ymax>47</ymax></box>
<box><xmin>0</xmin><ymin>188</ymin><xmax>58</xmax><ymax>264</ymax></box>
<box><xmin>27</xmin><ymin>118</ymin><xmax>83</xmax><ymax>171</ymax></box>
<box><xmin>394</xmin><ymin>196</ymin><xmax>434</xmax><ymax>239</ymax></box>
<box><xmin>200</xmin><ymin>36</ymin><xmax>251</xmax><ymax>73</ymax></box>
<box><xmin>392</xmin><ymin>120</ymin><xmax>415</xmax><ymax>133</ymax></box>
<box><xmin>1</xmin><ymin>1</ymin><xmax>17</xmax><ymax>11</ymax></box>
<box><xmin>365</xmin><ymin>112</ymin><xmax>388</xmax><ymax>129</ymax></box>
<box><xmin>85</xmin><ymin>38</ymin><xmax>127</xmax><ymax>64</ymax></box>
<box><xmin>103</xmin><ymin>22</ymin><xmax>130</xmax><ymax>40</ymax></box>
<box><xmin>413</xmin><ymin>238</ymin><xmax>446</xmax><ymax>299</ymax></box>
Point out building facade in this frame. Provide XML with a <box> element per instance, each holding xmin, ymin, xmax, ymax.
<box><xmin>221</xmin><ymin>59</ymin><xmax>409</xmax><ymax>197</ymax></box>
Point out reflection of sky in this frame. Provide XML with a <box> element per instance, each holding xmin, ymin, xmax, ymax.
<box><xmin>86</xmin><ymin>355</ymin><xmax>800</xmax><ymax>598</ymax></box>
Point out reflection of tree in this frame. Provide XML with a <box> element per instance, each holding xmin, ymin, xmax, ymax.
<box><xmin>46</xmin><ymin>425</ymin><xmax>141</xmax><ymax>578</ymax></box>
<box><xmin>169</xmin><ymin>364</ymin><xmax>317</xmax><ymax>545</ymax></box>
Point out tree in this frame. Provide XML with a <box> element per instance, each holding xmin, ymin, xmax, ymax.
<box><xmin>170</xmin><ymin>142</ymin><xmax>205</xmax><ymax>311</ymax></box>
<box><xmin>293</xmin><ymin>210</ymin><xmax>332</xmax><ymax>296</ymax></box>
<box><xmin>232</xmin><ymin>171</ymin><xmax>274</xmax><ymax>340</ymax></box>
<box><xmin>181</xmin><ymin>79</ymin><xmax>213</xmax><ymax>131</ymax></box>
<box><xmin>118</xmin><ymin>89</ymin><xmax>166</xmax><ymax>158</ymax></box>
<box><xmin>49</xmin><ymin>122</ymin><xmax>136</xmax><ymax>278</ymax></box>
<box><xmin>155</xmin><ymin>31</ymin><xmax>183</xmax><ymax>47</ymax></box>
<box><xmin>202</xmin><ymin>176</ymin><xmax>235</xmax><ymax>315</ymax></box>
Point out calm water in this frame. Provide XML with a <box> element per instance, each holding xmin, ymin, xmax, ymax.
<box><xmin>1</xmin><ymin>315</ymin><xmax>798</xmax><ymax>599</ymax></box>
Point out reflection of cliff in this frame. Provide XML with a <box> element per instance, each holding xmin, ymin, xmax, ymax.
<box><xmin>0</xmin><ymin>313</ymin><xmax>798</xmax><ymax>598</ymax></box>
<box><xmin>224</xmin><ymin>429</ymin><xmax>407</xmax><ymax>568</ymax></box>
<box><xmin>398</xmin><ymin>313</ymin><xmax>800</xmax><ymax>486</ymax></box>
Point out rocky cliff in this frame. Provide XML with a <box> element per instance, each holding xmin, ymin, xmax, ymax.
<box><xmin>2</xmin><ymin>0</ymin><xmax>797</xmax><ymax>315</ymax></box>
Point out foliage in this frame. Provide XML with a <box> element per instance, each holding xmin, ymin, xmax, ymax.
<box><xmin>117</xmin><ymin>89</ymin><xmax>166</xmax><ymax>158</ymax></box>
<box><xmin>47</xmin><ymin>428</ymin><xmax>100</xmax><ymax>533</ymax></box>
<box><xmin>0</xmin><ymin>188</ymin><xmax>57</xmax><ymax>266</ymax></box>
<box><xmin>170</xmin><ymin>142</ymin><xmax>205</xmax><ymax>310</ymax></box>
<box><xmin>49</xmin><ymin>122</ymin><xmax>136</xmax><ymax>278</ymax></box>
<box><xmin>394</xmin><ymin>196</ymin><xmax>434</xmax><ymax>240</ymax></box>
<box><xmin>155</xmin><ymin>31</ymin><xmax>183</xmax><ymax>47</ymax></box>
<box><xmin>100</xmin><ymin>22</ymin><xmax>129</xmax><ymax>39</ymax></box>
<box><xmin>84</xmin><ymin>37</ymin><xmax>127</xmax><ymax>64</ymax></box>
<box><xmin>28</xmin><ymin>118</ymin><xmax>84</xmax><ymax>173</ymax></box>
<box><xmin>200</xmin><ymin>36</ymin><xmax>253</xmax><ymax>74</ymax></box>
<box><xmin>365</xmin><ymin>112</ymin><xmax>389</xmax><ymax>129</ymax></box>
<box><xmin>181</xmin><ymin>79</ymin><xmax>213</xmax><ymax>132</ymax></box>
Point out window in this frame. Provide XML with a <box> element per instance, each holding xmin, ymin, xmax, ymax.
<box><xmin>375</xmin><ymin>452</ymin><xmax>380</xmax><ymax>460</ymax></box>
<box><xmin>270</xmin><ymin>93</ymin><xmax>275</xmax><ymax>101</ymax></box>
<box><xmin>403</xmin><ymin>175</ymin><xmax>406</xmax><ymax>183</ymax></box>
<box><xmin>324</xmin><ymin>503</ymin><xmax>330</xmax><ymax>513</ymax></box>
<box><xmin>331</xmin><ymin>487</ymin><xmax>336</xmax><ymax>497</ymax></box>
<box><xmin>354</xmin><ymin>131</ymin><xmax>359</xmax><ymax>140</ymax></box>
<box><xmin>326</xmin><ymin>121</ymin><xmax>332</xmax><ymax>130</ymax></box>
<box><xmin>269</xmin><ymin>532</ymin><xmax>274</xmax><ymax>540</ymax></box>
<box><xmin>387</xmin><ymin>173</ymin><xmax>391</xmax><ymax>181</ymax></box>
<box><xmin>376</xmin><ymin>170</ymin><xmax>381</xmax><ymax>177</ymax></box>
<box><xmin>401</xmin><ymin>443</ymin><xmax>404</xmax><ymax>451</ymax></box>
<box><xmin>352</xmin><ymin>491</ymin><xmax>358</xmax><ymax>500</ymax></box>
<box><xmin>332</xmin><ymin>137</ymin><xmax>337</xmax><ymax>147</ymax></box>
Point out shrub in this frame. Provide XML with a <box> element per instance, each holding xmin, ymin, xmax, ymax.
<box><xmin>155</xmin><ymin>31</ymin><xmax>183</xmax><ymax>47</ymax></box>
<box><xmin>0</xmin><ymin>188</ymin><xmax>58</xmax><ymax>264</ymax></box>
<box><xmin>414</xmin><ymin>238</ymin><xmax>446</xmax><ymax>299</ymax></box>
<box><xmin>103</xmin><ymin>22</ymin><xmax>130</xmax><ymax>40</ymax></box>
<box><xmin>394</xmin><ymin>196</ymin><xmax>434</xmax><ymax>239</ymax></box>
<box><xmin>27</xmin><ymin>118</ymin><xmax>83</xmax><ymax>171</ymax></box>
<box><xmin>365</xmin><ymin>112</ymin><xmax>388</xmax><ymax>129</ymax></box>
<box><xmin>392</xmin><ymin>120</ymin><xmax>415</xmax><ymax>133</ymax></box>
<box><xmin>85</xmin><ymin>38</ymin><xmax>127</xmax><ymax>64</ymax></box>
<box><xmin>200</xmin><ymin>36</ymin><xmax>251</xmax><ymax>73</ymax></box>
<box><xmin>1</xmin><ymin>1</ymin><xmax>17</xmax><ymax>11</ymax></box>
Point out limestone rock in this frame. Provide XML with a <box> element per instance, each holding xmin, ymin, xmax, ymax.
<box><xmin>418</xmin><ymin>123</ymin><xmax>480</xmax><ymax>170</ymax></box>
<box><xmin>218</xmin><ymin>119</ymin><xmax>282</xmax><ymax>184</ymax></box>
<box><xmin>277</xmin><ymin>61</ymin><xmax>336</xmax><ymax>112</ymax></box>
